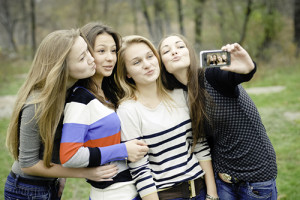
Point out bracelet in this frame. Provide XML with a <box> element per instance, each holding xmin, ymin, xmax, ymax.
<box><xmin>206</xmin><ymin>194</ymin><xmax>220</xmax><ymax>200</ymax></box>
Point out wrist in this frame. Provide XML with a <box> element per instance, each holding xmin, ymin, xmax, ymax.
<box><xmin>206</xmin><ymin>194</ymin><xmax>219</xmax><ymax>200</ymax></box>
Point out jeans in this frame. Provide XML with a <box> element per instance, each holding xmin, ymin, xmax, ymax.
<box><xmin>4</xmin><ymin>173</ymin><xmax>60</xmax><ymax>200</ymax></box>
<box><xmin>215</xmin><ymin>174</ymin><xmax>277</xmax><ymax>200</ymax></box>
<box><xmin>168</xmin><ymin>187</ymin><xmax>206</xmax><ymax>200</ymax></box>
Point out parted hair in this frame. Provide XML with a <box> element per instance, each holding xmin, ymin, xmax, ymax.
<box><xmin>80</xmin><ymin>22</ymin><xmax>122</xmax><ymax>109</ymax></box>
<box><xmin>6</xmin><ymin>29</ymin><xmax>81</xmax><ymax>167</ymax></box>
<box><xmin>115</xmin><ymin>35</ymin><xmax>171</xmax><ymax>104</ymax></box>
<box><xmin>158</xmin><ymin>34</ymin><xmax>213</xmax><ymax>148</ymax></box>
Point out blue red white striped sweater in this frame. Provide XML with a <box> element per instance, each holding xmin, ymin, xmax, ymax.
<box><xmin>60</xmin><ymin>86</ymin><xmax>131</xmax><ymax>188</ymax></box>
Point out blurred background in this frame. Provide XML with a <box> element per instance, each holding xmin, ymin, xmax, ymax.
<box><xmin>0</xmin><ymin>0</ymin><xmax>299</xmax><ymax>199</ymax></box>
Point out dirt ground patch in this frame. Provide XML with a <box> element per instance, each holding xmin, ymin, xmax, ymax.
<box><xmin>0</xmin><ymin>95</ymin><xmax>16</xmax><ymax>119</ymax></box>
<box><xmin>245</xmin><ymin>86</ymin><xmax>286</xmax><ymax>95</ymax></box>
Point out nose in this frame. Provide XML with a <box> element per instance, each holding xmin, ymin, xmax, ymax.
<box><xmin>171</xmin><ymin>48</ymin><xmax>178</xmax><ymax>55</ymax></box>
<box><xmin>87</xmin><ymin>51</ymin><xmax>94</xmax><ymax>64</ymax></box>
<box><xmin>143</xmin><ymin>59</ymin><xmax>151</xmax><ymax>69</ymax></box>
<box><xmin>106</xmin><ymin>52</ymin><xmax>114</xmax><ymax>61</ymax></box>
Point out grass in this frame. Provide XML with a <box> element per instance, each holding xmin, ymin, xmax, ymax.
<box><xmin>0</xmin><ymin>59</ymin><xmax>300</xmax><ymax>199</ymax></box>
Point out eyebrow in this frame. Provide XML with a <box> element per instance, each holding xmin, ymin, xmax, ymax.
<box><xmin>129</xmin><ymin>51</ymin><xmax>152</xmax><ymax>62</ymax></box>
<box><xmin>162</xmin><ymin>40</ymin><xmax>184</xmax><ymax>49</ymax></box>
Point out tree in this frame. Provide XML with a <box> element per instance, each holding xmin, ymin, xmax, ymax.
<box><xmin>194</xmin><ymin>0</ymin><xmax>206</xmax><ymax>51</ymax></box>
<box><xmin>0</xmin><ymin>0</ymin><xmax>19</xmax><ymax>52</ymax></box>
<box><xmin>30</xmin><ymin>0</ymin><xmax>36</xmax><ymax>56</ymax></box>
<box><xmin>294</xmin><ymin>0</ymin><xmax>300</xmax><ymax>56</ymax></box>
<box><xmin>176</xmin><ymin>0</ymin><xmax>185</xmax><ymax>36</ymax></box>
<box><xmin>239</xmin><ymin>0</ymin><xmax>253</xmax><ymax>45</ymax></box>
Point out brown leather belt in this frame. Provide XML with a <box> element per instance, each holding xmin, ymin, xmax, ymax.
<box><xmin>158</xmin><ymin>177</ymin><xmax>204</xmax><ymax>200</ymax></box>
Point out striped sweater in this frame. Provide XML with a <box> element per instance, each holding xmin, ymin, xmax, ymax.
<box><xmin>60</xmin><ymin>86</ymin><xmax>131</xmax><ymax>188</ymax></box>
<box><xmin>117</xmin><ymin>89</ymin><xmax>211</xmax><ymax>197</ymax></box>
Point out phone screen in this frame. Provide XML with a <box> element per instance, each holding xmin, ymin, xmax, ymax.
<box><xmin>200</xmin><ymin>50</ymin><xmax>230</xmax><ymax>67</ymax></box>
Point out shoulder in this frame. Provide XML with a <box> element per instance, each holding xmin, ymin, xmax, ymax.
<box><xmin>117</xmin><ymin>100</ymin><xmax>138</xmax><ymax>112</ymax></box>
<box><xmin>67</xmin><ymin>86</ymin><xmax>96</xmax><ymax>105</ymax></box>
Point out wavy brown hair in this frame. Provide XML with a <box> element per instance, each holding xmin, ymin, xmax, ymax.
<box><xmin>158</xmin><ymin>34</ymin><xmax>213</xmax><ymax>148</ymax></box>
<box><xmin>6</xmin><ymin>29</ymin><xmax>81</xmax><ymax>167</ymax></box>
<box><xmin>80</xmin><ymin>22</ymin><xmax>122</xmax><ymax>109</ymax></box>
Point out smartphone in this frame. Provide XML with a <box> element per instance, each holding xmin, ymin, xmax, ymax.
<box><xmin>200</xmin><ymin>50</ymin><xmax>230</xmax><ymax>68</ymax></box>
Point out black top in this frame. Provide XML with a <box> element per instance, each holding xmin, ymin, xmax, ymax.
<box><xmin>204</xmin><ymin>65</ymin><xmax>277</xmax><ymax>182</ymax></box>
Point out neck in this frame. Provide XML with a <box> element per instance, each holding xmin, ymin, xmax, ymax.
<box><xmin>67</xmin><ymin>78</ymin><xmax>76</xmax><ymax>89</ymax></box>
<box><xmin>173</xmin><ymin>68</ymin><xmax>188</xmax><ymax>86</ymax></box>
<box><xmin>136</xmin><ymin>82</ymin><xmax>161</xmax><ymax>108</ymax></box>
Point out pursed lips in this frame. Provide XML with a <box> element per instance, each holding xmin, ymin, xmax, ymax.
<box><xmin>172</xmin><ymin>56</ymin><xmax>181</xmax><ymax>61</ymax></box>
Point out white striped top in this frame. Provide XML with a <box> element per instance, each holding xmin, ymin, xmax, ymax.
<box><xmin>117</xmin><ymin>89</ymin><xmax>211</xmax><ymax>197</ymax></box>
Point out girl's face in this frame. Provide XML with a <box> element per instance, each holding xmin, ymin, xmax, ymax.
<box><xmin>93</xmin><ymin>33</ymin><xmax>117</xmax><ymax>79</ymax></box>
<box><xmin>159</xmin><ymin>36</ymin><xmax>190</xmax><ymax>74</ymax></box>
<box><xmin>124</xmin><ymin>42</ymin><xmax>160</xmax><ymax>86</ymax></box>
<box><xmin>67</xmin><ymin>36</ymin><xmax>96</xmax><ymax>82</ymax></box>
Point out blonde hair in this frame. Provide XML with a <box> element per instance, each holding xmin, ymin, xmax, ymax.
<box><xmin>6</xmin><ymin>29</ymin><xmax>81</xmax><ymax>167</ymax></box>
<box><xmin>116</xmin><ymin>35</ymin><xmax>171</xmax><ymax>104</ymax></box>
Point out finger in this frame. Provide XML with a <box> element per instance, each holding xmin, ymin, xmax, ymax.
<box><xmin>136</xmin><ymin>140</ymin><xmax>148</xmax><ymax>146</ymax></box>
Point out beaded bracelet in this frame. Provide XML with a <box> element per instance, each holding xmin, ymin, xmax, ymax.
<box><xmin>206</xmin><ymin>194</ymin><xmax>220</xmax><ymax>200</ymax></box>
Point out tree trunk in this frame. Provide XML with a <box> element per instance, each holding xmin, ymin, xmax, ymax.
<box><xmin>30</xmin><ymin>0</ymin><xmax>36</xmax><ymax>57</ymax></box>
<box><xmin>239</xmin><ymin>0</ymin><xmax>252</xmax><ymax>45</ymax></box>
<box><xmin>176</xmin><ymin>0</ymin><xmax>185</xmax><ymax>36</ymax></box>
<box><xmin>141</xmin><ymin>0</ymin><xmax>154</xmax><ymax>39</ymax></box>
<box><xmin>194</xmin><ymin>0</ymin><xmax>206</xmax><ymax>51</ymax></box>
<box><xmin>153</xmin><ymin>0</ymin><xmax>164</xmax><ymax>43</ymax></box>
<box><xmin>131</xmin><ymin>0</ymin><xmax>138</xmax><ymax>34</ymax></box>
<box><xmin>294</xmin><ymin>0</ymin><xmax>300</xmax><ymax>56</ymax></box>
<box><xmin>0</xmin><ymin>0</ymin><xmax>18</xmax><ymax>52</ymax></box>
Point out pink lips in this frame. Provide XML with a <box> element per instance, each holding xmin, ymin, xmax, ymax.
<box><xmin>172</xmin><ymin>56</ymin><xmax>181</xmax><ymax>61</ymax></box>
<box><xmin>103</xmin><ymin>65</ymin><xmax>114</xmax><ymax>70</ymax></box>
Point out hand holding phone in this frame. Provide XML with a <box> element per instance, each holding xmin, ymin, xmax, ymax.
<box><xmin>200</xmin><ymin>50</ymin><xmax>231</xmax><ymax>68</ymax></box>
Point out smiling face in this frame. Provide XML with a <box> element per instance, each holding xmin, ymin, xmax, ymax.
<box><xmin>67</xmin><ymin>36</ymin><xmax>96</xmax><ymax>84</ymax></box>
<box><xmin>124</xmin><ymin>42</ymin><xmax>160</xmax><ymax>87</ymax></box>
<box><xmin>93</xmin><ymin>32</ymin><xmax>117</xmax><ymax>80</ymax></box>
<box><xmin>159</xmin><ymin>36</ymin><xmax>190</xmax><ymax>74</ymax></box>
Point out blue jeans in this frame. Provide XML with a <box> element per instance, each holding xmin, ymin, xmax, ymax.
<box><xmin>215</xmin><ymin>174</ymin><xmax>277</xmax><ymax>200</ymax></box>
<box><xmin>168</xmin><ymin>187</ymin><xmax>206</xmax><ymax>200</ymax></box>
<box><xmin>4</xmin><ymin>173</ymin><xmax>60</xmax><ymax>200</ymax></box>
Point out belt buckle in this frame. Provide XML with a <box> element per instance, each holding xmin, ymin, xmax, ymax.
<box><xmin>188</xmin><ymin>180</ymin><xmax>196</xmax><ymax>198</ymax></box>
<box><xmin>219</xmin><ymin>173</ymin><xmax>239</xmax><ymax>184</ymax></box>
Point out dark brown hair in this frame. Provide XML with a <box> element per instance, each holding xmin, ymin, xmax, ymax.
<box><xmin>158</xmin><ymin>34</ymin><xmax>213</xmax><ymax>148</ymax></box>
<box><xmin>80</xmin><ymin>22</ymin><xmax>122</xmax><ymax>109</ymax></box>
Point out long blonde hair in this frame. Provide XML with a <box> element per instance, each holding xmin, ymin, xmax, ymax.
<box><xmin>6</xmin><ymin>29</ymin><xmax>81</xmax><ymax>167</ymax></box>
<box><xmin>116</xmin><ymin>35</ymin><xmax>170</xmax><ymax>104</ymax></box>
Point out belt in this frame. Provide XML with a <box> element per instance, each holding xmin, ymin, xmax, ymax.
<box><xmin>158</xmin><ymin>177</ymin><xmax>204</xmax><ymax>200</ymax></box>
<box><xmin>218</xmin><ymin>173</ymin><xmax>240</xmax><ymax>184</ymax></box>
<box><xmin>10</xmin><ymin>171</ymin><xmax>58</xmax><ymax>186</ymax></box>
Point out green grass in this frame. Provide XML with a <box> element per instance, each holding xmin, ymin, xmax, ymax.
<box><xmin>0</xmin><ymin>59</ymin><xmax>300</xmax><ymax>199</ymax></box>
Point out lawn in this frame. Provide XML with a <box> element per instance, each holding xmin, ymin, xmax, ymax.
<box><xmin>0</xmin><ymin>59</ymin><xmax>299</xmax><ymax>199</ymax></box>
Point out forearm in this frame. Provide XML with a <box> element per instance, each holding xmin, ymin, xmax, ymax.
<box><xmin>142</xmin><ymin>192</ymin><xmax>159</xmax><ymax>200</ymax></box>
<box><xmin>21</xmin><ymin>160</ymin><xmax>88</xmax><ymax>178</ymax></box>
<box><xmin>199</xmin><ymin>160</ymin><xmax>218</xmax><ymax>198</ymax></box>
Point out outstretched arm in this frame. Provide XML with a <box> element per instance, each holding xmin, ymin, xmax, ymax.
<box><xmin>220</xmin><ymin>43</ymin><xmax>255</xmax><ymax>74</ymax></box>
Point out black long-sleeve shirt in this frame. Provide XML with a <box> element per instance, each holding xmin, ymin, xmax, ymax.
<box><xmin>204</xmin><ymin>65</ymin><xmax>277</xmax><ymax>182</ymax></box>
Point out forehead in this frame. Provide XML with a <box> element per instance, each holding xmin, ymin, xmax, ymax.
<box><xmin>125</xmin><ymin>42</ymin><xmax>152</xmax><ymax>60</ymax></box>
<box><xmin>68</xmin><ymin>36</ymin><xmax>85</xmax><ymax>58</ymax></box>
<box><xmin>94</xmin><ymin>32</ymin><xmax>115</xmax><ymax>45</ymax></box>
<box><xmin>161</xmin><ymin>36</ymin><xmax>184</xmax><ymax>47</ymax></box>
